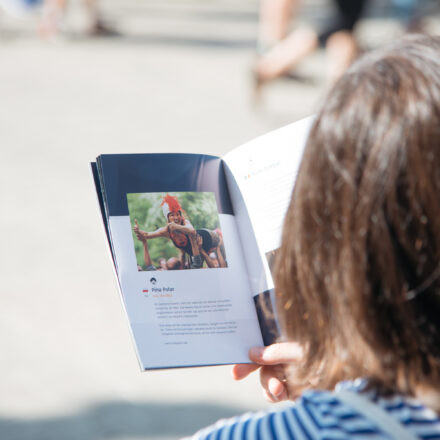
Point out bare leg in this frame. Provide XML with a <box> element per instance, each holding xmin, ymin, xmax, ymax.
<box><xmin>40</xmin><ymin>0</ymin><xmax>116</xmax><ymax>36</ymax></box>
<box><xmin>325</xmin><ymin>30</ymin><xmax>358</xmax><ymax>85</ymax></box>
<box><xmin>83</xmin><ymin>0</ymin><xmax>118</xmax><ymax>36</ymax></box>
<box><xmin>39</xmin><ymin>0</ymin><xmax>66</xmax><ymax>37</ymax></box>
<box><xmin>142</xmin><ymin>239</ymin><xmax>153</xmax><ymax>268</ymax></box>
<box><xmin>258</xmin><ymin>0</ymin><xmax>298</xmax><ymax>51</ymax></box>
<box><xmin>200</xmin><ymin>249</ymin><xmax>215</xmax><ymax>268</ymax></box>
<box><xmin>83</xmin><ymin>0</ymin><xmax>97</xmax><ymax>22</ymax></box>
<box><xmin>216</xmin><ymin>245</ymin><xmax>226</xmax><ymax>268</ymax></box>
<box><xmin>256</xmin><ymin>25</ymin><xmax>318</xmax><ymax>81</ymax></box>
<box><xmin>189</xmin><ymin>233</ymin><xmax>203</xmax><ymax>269</ymax></box>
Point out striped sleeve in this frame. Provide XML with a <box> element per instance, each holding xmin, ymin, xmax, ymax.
<box><xmin>185</xmin><ymin>386</ymin><xmax>440</xmax><ymax>440</ymax></box>
<box><xmin>186</xmin><ymin>391</ymin><xmax>366</xmax><ymax>440</ymax></box>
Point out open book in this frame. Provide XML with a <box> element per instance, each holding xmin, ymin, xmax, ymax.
<box><xmin>91</xmin><ymin>116</ymin><xmax>313</xmax><ymax>370</ymax></box>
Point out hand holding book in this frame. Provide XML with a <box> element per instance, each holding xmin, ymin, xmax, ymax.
<box><xmin>91</xmin><ymin>118</ymin><xmax>312</xmax><ymax>370</ymax></box>
<box><xmin>232</xmin><ymin>342</ymin><xmax>304</xmax><ymax>402</ymax></box>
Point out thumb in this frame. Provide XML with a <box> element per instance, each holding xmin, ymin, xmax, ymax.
<box><xmin>249</xmin><ymin>342</ymin><xmax>303</xmax><ymax>365</ymax></box>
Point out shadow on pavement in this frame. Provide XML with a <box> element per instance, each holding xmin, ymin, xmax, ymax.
<box><xmin>0</xmin><ymin>400</ymin><xmax>246</xmax><ymax>440</ymax></box>
<box><xmin>69</xmin><ymin>33</ymin><xmax>256</xmax><ymax>49</ymax></box>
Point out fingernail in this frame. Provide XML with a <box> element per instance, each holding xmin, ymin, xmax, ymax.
<box><xmin>268</xmin><ymin>378</ymin><xmax>284</xmax><ymax>397</ymax></box>
<box><xmin>271</xmin><ymin>388</ymin><xmax>283</xmax><ymax>398</ymax></box>
<box><xmin>249</xmin><ymin>347</ymin><xmax>264</xmax><ymax>359</ymax></box>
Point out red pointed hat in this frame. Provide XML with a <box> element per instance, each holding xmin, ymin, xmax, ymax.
<box><xmin>161</xmin><ymin>194</ymin><xmax>182</xmax><ymax>219</ymax></box>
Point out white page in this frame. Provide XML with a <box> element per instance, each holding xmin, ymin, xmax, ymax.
<box><xmin>96</xmin><ymin>153</ymin><xmax>265</xmax><ymax>369</ymax></box>
<box><xmin>109</xmin><ymin>213</ymin><xmax>263</xmax><ymax>369</ymax></box>
<box><xmin>223</xmin><ymin>116</ymin><xmax>313</xmax><ymax>294</ymax></box>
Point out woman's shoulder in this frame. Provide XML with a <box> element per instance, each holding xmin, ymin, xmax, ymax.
<box><xmin>186</xmin><ymin>389</ymin><xmax>348</xmax><ymax>440</ymax></box>
<box><xmin>329</xmin><ymin>379</ymin><xmax>440</xmax><ymax>438</ymax></box>
<box><xmin>187</xmin><ymin>380</ymin><xmax>440</xmax><ymax>440</ymax></box>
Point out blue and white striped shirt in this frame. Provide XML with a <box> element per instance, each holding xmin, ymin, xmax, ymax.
<box><xmin>188</xmin><ymin>379</ymin><xmax>440</xmax><ymax>439</ymax></box>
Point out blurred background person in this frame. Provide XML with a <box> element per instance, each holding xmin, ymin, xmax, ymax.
<box><xmin>255</xmin><ymin>0</ymin><xmax>369</xmax><ymax>90</ymax></box>
<box><xmin>39</xmin><ymin>0</ymin><xmax>116</xmax><ymax>36</ymax></box>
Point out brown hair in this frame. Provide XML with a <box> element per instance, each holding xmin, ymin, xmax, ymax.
<box><xmin>275</xmin><ymin>34</ymin><xmax>440</xmax><ymax>398</ymax></box>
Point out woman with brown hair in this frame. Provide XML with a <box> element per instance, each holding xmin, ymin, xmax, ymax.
<box><xmin>188</xmin><ymin>34</ymin><xmax>440</xmax><ymax>439</ymax></box>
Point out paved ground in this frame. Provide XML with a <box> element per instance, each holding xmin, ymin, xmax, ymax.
<box><xmin>0</xmin><ymin>1</ymin><xmax>439</xmax><ymax>439</ymax></box>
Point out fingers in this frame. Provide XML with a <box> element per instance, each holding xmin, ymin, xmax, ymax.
<box><xmin>134</xmin><ymin>228</ymin><xmax>146</xmax><ymax>242</ymax></box>
<box><xmin>134</xmin><ymin>230</ymin><xmax>142</xmax><ymax>239</ymax></box>
<box><xmin>232</xmin><ymin>343</ymin><xmax>304</xmax><ymax>404</ymax></box>
<box><xmin>232</xmin><ymin>364</ymin><xmax>288</xmax><ymax>402</ymax></box>
<box><xmin>249</xmin><ymin>342</ymin><xmax>303</xmax><ymax>366</ymax></box>
<box><xmin>263</xmin><ymin>385</ymin><xmax>287</xmax><ymax>403</ymax></box>
<box><xmin>268</xmin><ymin>377</ymin><xmax>287</xmax><ymax>400</ymax></box>
<box><xmin>260</xmin><ymin>365</ymin><xmax>288</xmax><ymax>402</ymax></box>
<box><xmin>231</xmin><ymin>363</ymin><xmax>260</xmax><ymax>381</ymax></box>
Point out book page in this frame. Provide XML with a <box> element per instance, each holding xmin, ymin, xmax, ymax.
<box><xmin>95</xmin><ymin>153</ymin><xmax>263</xmax><ymax>370</ymax></box>
<box><xmin>223</xmin><ymin>116</ymin><xmax>314</xmax><ymax>294</ymax></box>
